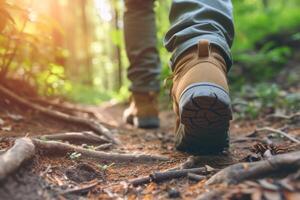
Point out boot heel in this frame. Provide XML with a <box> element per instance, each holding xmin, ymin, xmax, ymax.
<box><xmin>176</xmin><ymin>82</ymin><xmax>232</xmax><ymax>154</ymax></box>
<box><xmin>133</xmin><ymin>117</ymin><xmax>160</xmax><ymax>129</ymax></box>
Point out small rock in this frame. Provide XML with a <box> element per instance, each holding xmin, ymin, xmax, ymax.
<box><xmin>168</xmin><ymin>188</ymin><xmax>181</xmax><ymax>198</ymax></box>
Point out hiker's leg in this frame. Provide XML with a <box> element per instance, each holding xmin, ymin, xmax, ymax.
<box><xmin>165</xmin><ymin>0</ymin><xmax>235</xmax><ymax>153</ymax></box>
<box><xmin>164</xmin><ymin>0</ymin><xmax>234</xmax><ymax>70</ymax></box>
<box><xmin>124</xmin><ymin>0</ymin><xmax>161</xmax><ymax>92</ymax></box>
<box><xmin>123</xmin><ymin>0</ymin><xmax>161</xmax><ymax>128</ymax></box>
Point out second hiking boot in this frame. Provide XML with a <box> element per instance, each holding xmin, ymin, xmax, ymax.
<box><xmin>171</xmin><ymin>40</ymin><xmax>232</xmax><ymax>154</ymax></box>
<box><xmin>123</xmin><ymin>92</ymin><xmax>160</xmax><ymax>128</ymax></box>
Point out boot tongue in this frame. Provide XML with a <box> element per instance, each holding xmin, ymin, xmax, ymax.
<box><xmin>197</xmin><ymin>40</ymin><xmax>210</xmax><ymax>58</ymax></box>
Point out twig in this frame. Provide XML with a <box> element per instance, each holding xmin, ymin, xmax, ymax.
<box><xmin>130</xmin><ymin>176</ymin><xmax>151</xmax><ymax>187</ymax></box>
<box><xmin>255</xmin><ymin>127</ymin><xmax>300</xmax><ymax>144</ymax></box>
<box><xmin>150</xmin><ymin>167</ymin><xmax>207</xmax><ymax>182</ymax></box>
<box><xmin>32</xmin><ymin>139</ymin><xmax>168</xmax><ymax>163</ymax></box>
<box><xmin>187</xmin><ymin>173</ymin><xmax>206</xmax><ymax>182</ymax></box>
<box><xmin>167</xmin><ymin>156</ymin><xmax>197</xmax><ymax>171</ymax></box>
<box><xmin>206</xmin><ymin>150</ymin><xmax>300</xmax><ymax>185</ymax></box>
<box><xmin>129</xmin><ymin>167</ymin><xmax>207</xmax><ymax>187</ymax></box>
<box><xmin>40</xmin><ymin>164</ymin><xmax>51</xmax><ymax>177</ymax></box>
<box><xmin>95</xmin><ymin>143</ymin><xmax>113</xmax><ymax>150</ymax></box>
<box><xmin>266</xmin><ymin>112</ymin><xmax>300</xmax><ymax>121</ymax></box>
<box><xmin>0</xmin><ymin>138</ymin><xmax>35</xmax><ymax>180</ymax></box>
<box><xmin>60</xmin><ymin>181</ymin><xmax>99</xmax><ymax>195</ymax></box>
<box><xmin>0</xmin><ymin>85</ymin><xmax>119</xmax><ymax>144</ymax></box>
<box><xmin>37</xmin><ymin>131</ymin><xmax>109</xmax><ymax>145</ymax></box>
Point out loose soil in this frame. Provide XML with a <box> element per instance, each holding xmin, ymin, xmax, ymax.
<box><xmin>0</xmin><ymin>83</ymin><xmax>299</xmax><ymax>199</ymax></box>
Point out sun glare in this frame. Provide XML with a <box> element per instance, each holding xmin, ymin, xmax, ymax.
<box><xmin>94</xmin><ymin>0</ymin><xmax>112</xmax><ymax>22</ymax></box>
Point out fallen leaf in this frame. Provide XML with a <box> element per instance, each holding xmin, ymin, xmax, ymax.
<box><xmin>1</xmin><ymin>126</ymin><xmax>12</xmax><ymax>131</ymax></box>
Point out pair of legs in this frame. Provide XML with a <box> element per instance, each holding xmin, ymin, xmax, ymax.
<box><xmin>123</xmin><ymin>0</ymin><xmax>235</xmax><ymax>154</ymax></box>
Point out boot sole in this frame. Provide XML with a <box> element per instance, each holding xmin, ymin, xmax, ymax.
<box><xmin>177</xmin><ymin>82</ymin><xmax>232</xmax><ymax>154</ymax></box>
<box><xmin>133</xmin><ymin>117</ymin><xmax>160</xmax><ymax>129</ymax></box>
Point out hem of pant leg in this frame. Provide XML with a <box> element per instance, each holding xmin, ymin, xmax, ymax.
<box><xmin>169</xmin><ymin>35</ymin><xmax>232</xmax><ymax>71</ymax></box>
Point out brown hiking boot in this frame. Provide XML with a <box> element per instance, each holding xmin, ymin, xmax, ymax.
<box><xmin>171</xmin><ymin>40</ymin><xmax>232</xmax><ymax>154</ymax></box>
<box><xmin>123</xmin><ymin>92</ymin><xmax>160</xmax><ymax>128</ymax></box>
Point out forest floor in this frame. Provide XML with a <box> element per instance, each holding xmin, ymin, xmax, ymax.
<box><xmin>0</xmin><ymin>62</ymin><xmax>300</xmax><ymax>199</ymax></box>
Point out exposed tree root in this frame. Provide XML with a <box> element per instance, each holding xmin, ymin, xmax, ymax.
<box><xmin>29</xmin><ymin>97</ymin><xmax>112</xmax><ymax>125</ymax></box>
<box><xmin>206</xmin><ymin>151</ymin><xmax>300</xmax><ymax>185</ymax></box>
<box><xmin>29</xmin><ymin>97</ymin><xmax>95</xmax><ymax>115</ymax></box>
<box><xmin>0</xmin><ymin>85</ymin><xmax>119</xmax><ymax>144</ymax></box>
<box><xmin>0</xmin><ymin>138</ymin><xmax>35</xmax><ymax>181</ymax></box>
<box><xmin>37</xmin><ymin>131</ymin><xmax>110</xmax><ymax>145</ymax></box>
<box><xmin>32</xmin><ymin>139</ymin><xmax>168</xmax><ymax>163</ymax></box>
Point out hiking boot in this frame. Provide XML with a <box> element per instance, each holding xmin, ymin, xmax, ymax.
<box><xmin>171</xmin><ymin>40</ymin><xmax>232</xmax><ymax>154</ymax></box>
<box><xmin>123</xmin><ymin>92</ymin><xmax>160</xmax><ymax>128</ymax></box>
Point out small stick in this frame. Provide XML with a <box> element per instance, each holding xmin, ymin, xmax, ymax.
<box><xmin>37</xmin><ymin>131</ymin><xmax>109</xmax><ymax>145</ymax></box>
<box><xmin>130</xmin><ymin>176</ymin><xmax>151</xmax><ymax>187</ymax></box>
<box><xmin>187</xmin><ymin>173</ymin><xmax>206</xmax><ymax>182</ymax></box>
<box><xmin>40</xmin><ymin>164</ymin><xmax>51</xmax><ymax>177</ymax></box>
<box><xmin>0</xmin><ymin>85</ymin><xmax>119</xmax><ymax>144</ymax></box>
<box><xmin>256</xmin><ymin>127</ymin><xmax>300</xmax><ymax>144</ymax></box>
<box><xmin>32</xmin><ymin>139</ymin><xmax>169</xmax><ymax>163</ymax></box>
<box><xmin>0</xmin><ymin>138</ymin><xmax>35</xmax><ymax>180</ymax></box>
<box><xmin>150</xmin><ymin>167</ymin><xmax>206</xmax><ymax>182</ymax></box>
<box><xmin>129</xmin><ymin>167</ymin><xmax>207</xmax><ymax>186</ymax></box>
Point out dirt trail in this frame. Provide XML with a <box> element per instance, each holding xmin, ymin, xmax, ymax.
<box><xmin>0</xmin><ymin>93</ymin><xmax>300</xmax><ymax>199</ymax></box>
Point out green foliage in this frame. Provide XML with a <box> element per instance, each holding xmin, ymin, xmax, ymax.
<box><xmin>69</xmin><ymin>152</ymin><xmax>82</xmax><ymax>160</ymax></box>
<box><xmin>228</xmin><ymin>0</ymin><xmax>300</xmax><ymax>91</ymax></box>
<box><xmin>0</xmin><ymin>0</ymin><xmax>69</xmax><ymax>97</ymax></box>
<box><xmin>64</xmin><ymin>83</ymin><xmax>129</xmax><ymax>104</ymax></box>
<box><xmin>233</xmin><ymin>83</ymin><xmax>300</xmax><ymax>119</ymax></box>
<box><xmin>232</xmin><ymin>0</ymin><xmax>300</xmax><ymax>52</ymax></box>
<box><xmin>97</xmin><ymin>163</ymin><xmax>115</xmax><ymax>171</ymax></box>
<box><xmin>231</xmin><ymin>45</ymin><xmax>291</xmax><ymax>85</ymax></box>
<box><xmin>65</xmin><ymin>83</ymin><xmax>112</xmax><ymax>104</ymax></box>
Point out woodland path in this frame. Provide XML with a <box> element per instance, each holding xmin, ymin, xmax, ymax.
<box><xmin>0</xmin><ymin>85</ymin><xmax>300</xmax><ymax>200</ymax></box>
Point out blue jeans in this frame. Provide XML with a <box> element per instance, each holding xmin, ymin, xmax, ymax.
<box><xmin>124</xmin><ymin>0</ymin><xmax>234</xmax><ymax>92</ymax></box>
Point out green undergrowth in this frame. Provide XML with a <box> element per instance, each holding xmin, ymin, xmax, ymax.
<box><xmin>64</xmin><ymin>83</ymin><xmax>129</xmax><ymax>105</ymax></box>
<box><xmin>232</xmin><ymin>83</ymin><xmax>300</xmax><ymax>119</ymax></box>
